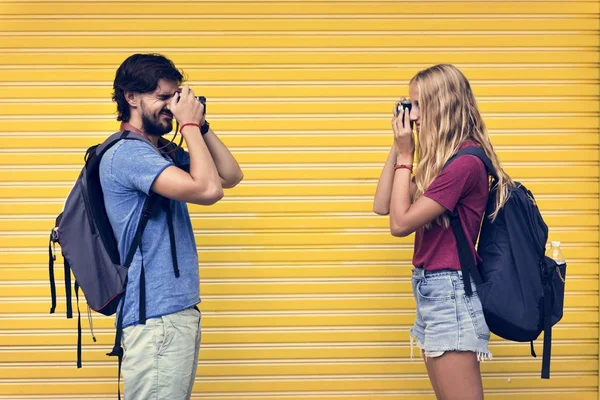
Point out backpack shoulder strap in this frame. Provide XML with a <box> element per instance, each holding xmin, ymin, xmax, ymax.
<box><xmin>93</xmin><ymin>130</ymin><xmax>158</xmax><ymax>159</ymax></box>
<box><xmin>97</xmin><ymin>131</ymin><xmax>178</xmax><ymax>270</ymax></box>
<box><xmin>444</xmin><ymin>146</ymin><xmax>499</xmax><ymax>181</ymax></box>
<box><xmin>122</xmin><ymin>194</ymin><xmax>162</xmax><ymax>268</ymax></box>
<box><xmin>93</xmin><ymin>130</ymin><xmax>134</xmax><ymax>158</ymax></box>
<box><xmin>443</xmin><ymin>146</ymin><xmax>495</xmax><ymax>295</ymax></box>
<box><xmin>120</xmin><ymin>131</ymin><xmax>182</xmax><ymax>165</ymax></box>
<box><xmin>448</xmin><ymin>210</ymin><xmax>483</xmax><ymax>296</ymax></box>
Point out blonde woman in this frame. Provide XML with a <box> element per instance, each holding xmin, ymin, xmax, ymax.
<box><xmin>373</xmin><ymin>64</ymin><xmax>512</xmax><ymax>400</ymax></box>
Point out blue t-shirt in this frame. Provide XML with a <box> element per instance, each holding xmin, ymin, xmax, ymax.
<box><xmin>99</xmin><ymin>139</ymin><xmax>200</xmax><ymax>328</ymax></box>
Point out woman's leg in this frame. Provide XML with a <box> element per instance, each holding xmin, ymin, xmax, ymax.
<box><xmin>426</xmin><ymin>351</ymin><xmax>484</xmax><ymax>400</ymax></box>
<box><xmin>413</xmin><ymin>270</ymin><xmax>489</xmax><ymax>400</ymax></box>
<box><xmin>423</xmin><ymin>351</ymin><xmax>444</xmax><ymax>399</ymax></box>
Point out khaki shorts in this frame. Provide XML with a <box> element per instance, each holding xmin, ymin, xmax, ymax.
<box><xmin>122</xmin><ymin>307</ymin><xmax>202</xmax><ymax>400</ymax></box>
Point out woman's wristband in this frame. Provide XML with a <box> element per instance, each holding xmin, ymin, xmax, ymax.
<box><xmin>394</xmin><ymin>164</ymin><xmax>413</xmax><ymax>173</ymax></box>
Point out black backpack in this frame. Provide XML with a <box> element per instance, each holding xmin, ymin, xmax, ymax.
<box><xmin>48</xmin><ymin>131</ymin><xmax>180</xmax><ymax>385</ymax></box>
<box><xmin>444</xmin><ymin>147</ymin><xmax>566</xmax><ymax>379</ymax></box>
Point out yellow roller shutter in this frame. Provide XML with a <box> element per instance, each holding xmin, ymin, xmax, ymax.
<box><xmin>0</xmin><ymin>1</ymin><xmax>598</xmax><ymax>399</ymax></box>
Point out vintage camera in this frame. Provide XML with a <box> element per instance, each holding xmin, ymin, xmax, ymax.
<box><xmin>197</xmin><ymin>96</ymin><xmax>206</xmax><ymax>115</ymax></box>
<box><xmin>395</xmin><ymin>99</ymin><xmax>411</xmax><ymax>117</ymax></box>
<box><xmin>396</xmin><ymin>99</ymin><xmax>412</xmax><ymax>128</ymax></box>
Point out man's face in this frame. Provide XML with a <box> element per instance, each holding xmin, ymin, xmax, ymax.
<box><xmin>139</xmin><ymin>79</ymin><xmax>179</xmax><ymax>136</ymax></box>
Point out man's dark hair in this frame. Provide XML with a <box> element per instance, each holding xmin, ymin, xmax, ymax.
<box><xmin>112</xmin><ymin>53</ymin><xmax>184</xmax><ymax>122</ymax></box>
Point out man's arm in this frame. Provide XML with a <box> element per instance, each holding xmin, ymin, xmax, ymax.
<box><xmin>203</xmin><ymin>127</ymin><xmax>243</xmax><ymax>188</ymax></box>
<box><xmin>151</xmin><ymin>86</ymin><xmax>224</xmax><ymax>205</ymax></box>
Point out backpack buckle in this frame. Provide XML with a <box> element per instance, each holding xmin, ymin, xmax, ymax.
<box><xmin>50</xmin><ymin>228</ymin><xmax>59</xmax><ymax>243</ymax></box>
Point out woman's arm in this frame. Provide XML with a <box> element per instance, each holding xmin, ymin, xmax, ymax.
<box><xmin>373</xmin><ymin>146</ymin><xmax>399</xmax><ymax>215</ymax></box>
<box><xmin>389</xmin><ymin>168</ymin><xmax>445</xmax><ymax>237</ymax></box>
<box><xmin>387</xmin><ymin>100</ymin><xmax>445</xmax><ymax>236</ymax></box>
<box><xmin>373</xmin><ymin>146</ymin><xmax>418</xmax><ymax>215</ymax></box>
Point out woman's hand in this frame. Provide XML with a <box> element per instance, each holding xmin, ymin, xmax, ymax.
<box><xmin>392</xmin><ymin>98</ymin><xmax>415</xmax><ymax>163</ymax></box>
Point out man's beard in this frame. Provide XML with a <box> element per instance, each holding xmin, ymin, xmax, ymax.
<box><xmin>141</xmin><ymin>107</ymin><xmax>173</xmax><ymax>137</ymax></box>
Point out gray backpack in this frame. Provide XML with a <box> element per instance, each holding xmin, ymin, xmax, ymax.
<box><xmin>48</xmin><ymin>131</ymin><xmax>179</xmax><ymax>376</ymax></box>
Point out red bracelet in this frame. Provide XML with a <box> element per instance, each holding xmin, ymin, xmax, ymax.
<box><xmin>179</xmin><ymin>122</ymin><xmax>201</xmax><ymax>133</ymax></box>
<box><xmin>394</xmin><ymin>164</ymin><xmax>413</xmax><ymax>172</ymax></box>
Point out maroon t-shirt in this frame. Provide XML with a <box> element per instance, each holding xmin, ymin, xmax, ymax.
<box><xmin>412</xmin><ymin>142</ymin><xmax>489</xmax><ymax>271</ymax></box>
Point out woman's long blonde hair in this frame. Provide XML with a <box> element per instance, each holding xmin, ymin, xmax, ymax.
<box><xmin>411</xmin><ymin>64</ymin><xmax>513</xmax><ymax>226</ymax></box>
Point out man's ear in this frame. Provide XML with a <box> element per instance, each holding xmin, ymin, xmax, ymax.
<box><xmin>125</xmin><ymin>91</ymin><xmax>138</xmax><ymax>108</ymax></box>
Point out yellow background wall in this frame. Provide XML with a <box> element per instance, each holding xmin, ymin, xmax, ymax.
<box><xmin>0</xmin><ymin>1</ymin><xmax>598</xmax><ymax>399</ymax></box>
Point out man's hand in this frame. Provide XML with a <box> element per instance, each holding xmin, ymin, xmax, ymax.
<box><xmin>168</xmin><ymin>85</ymin><xmax>204</xmax><ymax>126</ymax></box>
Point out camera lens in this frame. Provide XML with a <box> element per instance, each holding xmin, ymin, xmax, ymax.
<box><xmin>401</xmin><ymin>100</ymin><xmax>412</xmax><ymax>113</ymax></box>
<box><xmin>396</xmin><ymin>104</ymin><xmax>403</xmax><ymax>117</ymax></box>
<box><xmin>396</xmin><ymin>100</ymin><xmax>411</xmax><ymax>117</ymax></box>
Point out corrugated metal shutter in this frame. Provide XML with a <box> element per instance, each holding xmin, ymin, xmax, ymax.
<box><xmin>0</xmin><ymin>1</ymin><xmax>598</xmax><ymax>399</ymax></box>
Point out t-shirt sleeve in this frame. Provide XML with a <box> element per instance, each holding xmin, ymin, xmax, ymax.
<box><xmin>108</xmin><ymin>140</ymin><xmax>173</xmax><ymax>195</ymax></box>
<box><xmin>424</xmin><ymin>155</ymin><xmax>485</xmax><ymax>212</ymax></box>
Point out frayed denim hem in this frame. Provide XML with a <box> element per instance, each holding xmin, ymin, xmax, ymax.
<box><xmin>410</xmin><ymin>333</ymin><xmax>492</xmax><ymax>363</ymax></box>
<box><xmin>477</xmin><ymin>351</ymin><xmax>493</xmax><ymax>362</ymax></box>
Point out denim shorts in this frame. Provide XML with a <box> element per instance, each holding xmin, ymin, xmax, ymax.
<box><xmin>410</xmin><ymin>268</ymin><xmax>492</xmax><ymax>361</ymax></box>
